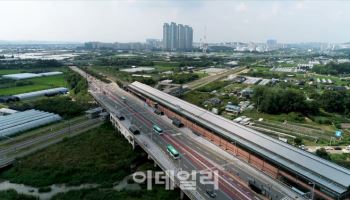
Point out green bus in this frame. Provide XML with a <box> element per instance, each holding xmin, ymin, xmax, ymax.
<box><xmin>153</xmin><ymin>124</ymin><xmax>163</xmax><ymax>135</ymax></box>
<box><xmin>166</xmin><ymin>144</ymin><xmax>180</xmax><ymax>159</ymax></box>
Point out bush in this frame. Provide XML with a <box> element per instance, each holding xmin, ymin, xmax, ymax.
<box><xmin>253</xmin><ymin>86</ymin><xmax>312</xmax><ymax>115</ymax></box>
<box><xmin>313</xmin><ymin>116</ymin><xmax>332</xmax><ymax>125</ymax></box>
<box><xmin>0</xmin><ymin>190</ymin><xmax>37</xmax><ymax>200</ymax></box>
<box><xmin>294</xmin><ymin>137</ymin><xmax>303</xmax><ymax>145</ymax></box>
<box><xmin>9</xmin><ymin>96</ymin><xmax>92</xmax><ymax>119</ymax></box>
<box><xmin>315</xmin><ymin>148</ymin><xmax>331</xmax><ymax>160</ymax></box>
<box><xmin>38</xmin><ymin>187</ymin><xmax>52</xmax><ymax>193</ymax></box>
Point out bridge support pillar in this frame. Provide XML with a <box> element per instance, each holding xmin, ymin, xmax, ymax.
<box><xmin>180</xmin><ymin>190</ymin><xmax>185</xmax><ymax>200</ymax></box>
<box><xmin>132</xmin><ymin>140</ymin><xmax>136</xmax><ymax>150</ymax></box>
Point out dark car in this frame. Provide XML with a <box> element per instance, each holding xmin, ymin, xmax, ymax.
<box><xmin>206</xmin><ymin>190</ymin><xmax>216</xmax><ymax>198</ymax></box>
<box><xmin>172</xmin><ymin>117</ymin><xmax>184</xmax><ymax>128</ymax></box>
<box><xmin>334</xmin><ymin>147</ymin><xmax>342</xmax><ymax>150</ymax></box>
<box><xmin>129</xmin><ymin>125</ymin><xmax>140</xmax><ymax>134</ymax></box>
<box><xmin>154</xmin><ymin>109</ymin><xmax>164</xmax><ymax>115</ymax></box>
<box><xmin>115</xmin><ymin>111</ymin><xmax>125</xmax><ymax>120</ymax></box>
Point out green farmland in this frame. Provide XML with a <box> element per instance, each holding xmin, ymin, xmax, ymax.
<box><xmin>0</xmin><ymin>69</ymin><xmax>26</xmax><ymax>75</ymax></box>
<box><xmin>0</xmin><ymin>75</ymin><xmax>67</xmax><ymax>96</ymax></box>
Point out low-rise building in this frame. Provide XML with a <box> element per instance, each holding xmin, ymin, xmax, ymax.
<box><xmin>225</xmin><ymin>104</ymin><xmax>241</xmax><ymax>114</ymax></box>
<box><xmin>203</xmin><ymin>98</ymin><xmax>222</xmax><ymax>106</ymax></box>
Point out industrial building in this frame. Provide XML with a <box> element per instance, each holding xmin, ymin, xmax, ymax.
<box><xmin>0</xmin><ymin>109</ymin><xmax>62</xmax><ymax>137</ymax></box>
<box><xmin>13</xmin><ymin>87</ymin><xmax>68</xmax><ymax>100</ymax></box>
<box><xmin>85</xmin><ymin>107</ymin><xmax>103</xmax><ymax>119</ymax></box>
<box><xmin>128</xmin><ymin>81</ymin><xmax>350</xmax><ymax>200</ymax></box>
<box><xmin>2</xmin><ymin>71</ymin><xmax>63</xmax><ymax>80</ymax></box>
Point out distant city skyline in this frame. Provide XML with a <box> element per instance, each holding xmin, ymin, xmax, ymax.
<box><xmin>0</xmin><ymin>1</ymin><xmax>349</xmax><ymax>43</ymax></box>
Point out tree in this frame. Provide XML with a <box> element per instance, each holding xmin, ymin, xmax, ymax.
<box><xmin>318</xmin><ymin>91</ymin><xmax>350</xmax><ymax>114</ymax></box>
<box><xmin>315</xmin><ymin>148</ymin><xmax>331</xmax><ymax>160</ymax></box>
<box><xmin>294</xmin><ymin>137</ymin><xmax>303</xmax><ymax>146</ymax></box>
<box><xmin>253</xmin><ymin>86</ymin><xmax>313</xmax><ymax>115</ymax></box>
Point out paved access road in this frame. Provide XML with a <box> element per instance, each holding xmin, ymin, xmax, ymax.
<box><xmin>184</xmin><ymin>67</ymin><xmax>248</xmax><ymax>90</ymax></box>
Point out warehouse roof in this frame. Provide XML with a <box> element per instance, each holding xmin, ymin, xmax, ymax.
<box><xmin>129</xmin><ymin>81</ymin><xmax>350</xmax><ymax>195</ymax></box>
<box><xmin>3</xmin><ymin>73</ymin><xmax>41</xmax><ymax>80</ymax></box>
<box><xmin>2</xmin><ymin>71</ymin><xmax>63</xmax><ymax>80</ymax></box>
<box><xmin>0</xmin><ymin>108</ymin><xmax>18</xmax><ymax>115</ymax></box>
<box><xmin>0</xmin><ymin>109</ymin><xmax>61</xmax><ymax>137</ymax></box>
<box><xmin>13</xmin><ymin>87</ymin><xmax>68</xmax><ymax>100</ymax></box>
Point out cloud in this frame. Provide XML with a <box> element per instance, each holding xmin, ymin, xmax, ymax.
<box><xmin>0</xmin><ymin>0</ymin><xmax>349</xmax><ymax>43</ymax></box>
<box><xmin>235</xmin><ymin>2</ymin><xmax>247</xmax><ymax>13</ymax></box>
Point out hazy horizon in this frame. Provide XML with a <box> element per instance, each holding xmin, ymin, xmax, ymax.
<box><xmin>0</xmin><ymin>0</ymin><xmax>349</xmax><ymax>44</ymax></box>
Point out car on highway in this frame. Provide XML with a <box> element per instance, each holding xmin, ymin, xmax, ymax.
<box><xmin>206</xmin><ymin>190</ymin><xmax>217</xmax><ymax>198</ymax></box>
<box><xmin>154</xmin><ymin>109</ymin><xmax>164</xmax><ymax>115</ymax></box>
<box><xmin>121</xmin><ymin>96</ymin><xmax>126</xmax><ymax>102</ymax></box>
<box><xmin>172</xmin><ymin>117</ymin><xmax>184</xmax><ymax>128</ymax></box>
<box><xmin>166</xmin><ymin>144</ymin><xmax>180</xmax><ymax>159</ymax></box>
<box><xmin>153</xmin><ymin>124</ymin><xmax>163</xmax><ymax>135</ymax></box>
<box><xmin>347</xmin><ymin>145</ymin><xmax>350</xmax><ymax>151</ymax></box>
<box><xmin>115</xmin><ymin>111</ymin><xmax>125</xmax><ymax>121</ymax></box>
<box><xmin>334</xmin><ymin>146</ymin><xmax>342</xmax><ymax>150</ymax></box>
<box><xmin>129</xmin><ymin>125</ymin><xmax>140</xmax><ymax>135</ymax></box>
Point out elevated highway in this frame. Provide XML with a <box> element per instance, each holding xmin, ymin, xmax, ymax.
<box><xmin>71</xmin><ymin>66</ymin><xmax>305</xmax><ymax>200</ymax></box>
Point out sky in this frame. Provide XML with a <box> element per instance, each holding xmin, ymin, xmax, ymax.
<box><xmin>0</xmin><ymin>0</ymin><xmax>349</xmax><ymax>43</ymax></box>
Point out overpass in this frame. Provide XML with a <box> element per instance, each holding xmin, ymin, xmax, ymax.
<box><xmin>128</xmin><ymin>81</ymin><xmax>350</xmax><ymax>200</ymax></box>
<box><xmin>71</xmin><ymin>66</ymin><xmax>306</xmax><ymax>200</ymax></box>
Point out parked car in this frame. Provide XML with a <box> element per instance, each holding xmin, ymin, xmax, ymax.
<box><xmin>325</xmin><ymin>147</ymin><xmax>334</xmax><ymax>151</ymax></box>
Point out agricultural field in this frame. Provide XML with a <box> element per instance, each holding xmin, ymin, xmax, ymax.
<box><xmin>0</xmin><ymin>69</ymin><xmax>25</xmax><ymax>75</ymax></box>
<box><xmin>0</xmin><ymin>74</ymin><xmax>67</xmax><ymax>96</ymax></box>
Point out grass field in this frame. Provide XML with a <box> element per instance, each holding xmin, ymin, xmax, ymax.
<box><xmin>0</xmin><ymin>75</ymin><xmax>67</xmax><ymax>96</ymax></box>
<box><xmin>0</xmin><ymin>69</ymin><xmax>26</xmax><ymax>75</ymax></box>
<box><xmin>0</xmin><ymin>123</ymin><xmax>141</xmax><ymax>187</ymax></box>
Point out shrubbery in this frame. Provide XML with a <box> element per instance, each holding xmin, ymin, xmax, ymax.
<box><xmin>9</xmin><ymin>96</ymin><xmax>91</xmax><ymax>119</ymax></box>
<box><xmin>312</xmin><ymin>62</ymin><xmax>350</xmax><ymax>75</ymax></box>
<box><xmin>252</xmin><ymin>86</ymin><xmax>318</xmax><ymax>115</ymax></box>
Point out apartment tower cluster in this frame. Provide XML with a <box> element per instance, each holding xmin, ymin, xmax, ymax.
<box><xmin>163</xmin><ymin>22</ymin><xmax>193</xmax><ymax>51</ymax></box>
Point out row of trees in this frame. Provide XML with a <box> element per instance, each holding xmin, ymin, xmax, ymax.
<box><xmin>65</xmin><ymin>71</ymin><xmax>88</xmax><ymax>95</ymax></box>
<box><xmin>312</xmin><ymin>90</ymin><xmax>350</xmax><ymax>115</ymax></box>
<box><xmin>9</xmin><ymin>96</ymin><xmax>90</xmax><ymax>119</ymax></box>
<box><xmin>253</xmin><ymin>86</ymin><xmax>350</xmax><ymax>117</ymax></box>
<box><xmin>95</xmin><ymin>57</ymin><xmax>154</xmax><ymax>67</ymax></box>
<box><xmin>0</xmin><ymin>59</ymin><xmax>62</xmax><ymax>69</ymax></box>
<box><xmin>312</xmin><ymin>62</ymin><xmax>350</xmax><ymax>75</ymax></box>
<box><xmin>169</xmin><ymin>73</ymin><xmax>199</xmax><ymax>84</ymax></box>
<box><xmin>252</xmin><ymin>86</ymin><xmax>318</xmax><ymax>115</ymax></box>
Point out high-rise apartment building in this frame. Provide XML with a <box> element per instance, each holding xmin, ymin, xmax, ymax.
<box><xmin>266</xmin><ymin>39</ymin><xmax>278</xmax><ymax>51</ymax></box>
<box><xmin>163</xmin><ymin>22</ymin><xmax>193</xmax><ymax>51</ymax></box>
<box><xmin>163</xmin><ymin>23</ymin><xmax>171</xmax><ymax>51</ymax></box>
<box><xmin>170</xmin><ymin>22</ymin><xmax>178</xmax><ymax>50</ymax></box>
<box><xmin>178</xmin><ymin>24</ymin><xmax>186</xmax><ymax>50</ymax></box>
<box><xmin>184</xmin><ymin>25</ymin><xmax>193</xmax><ymax>50</ymax></box>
